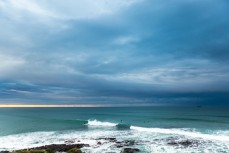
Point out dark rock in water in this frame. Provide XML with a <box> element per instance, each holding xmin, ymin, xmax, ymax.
<box><xmin>97</xmin><ymin>141</ymin><xmax>102</xmax><ymax>145</ymax></box>
<box><xmin>65</xmin><ymin>140</ymin><xmax>75</xmax><ymax>144</ymax></box>
<box><xmin>116</xmin><ymin>144</ymin><xmax>123</xmax><ymax>148</ymax></box>
<box><xmin>121</xmin><ymin>148</ymin><xmax>140</xmax><ymax>153</ymax></box>
<box><xmin>167</xmin><ymin>140</ymin><xmax>198</xmax><ymax>147</ymax></box>
<box><xmin>5</xmin><ymin>150</ymin><xmax>47</xmax><ymax>153</ymax></box>
<box><xmin>2</xmin><ymin>144</ymin><xmax>89</xmax><ymax>153</ymax></box>
<box><xmin>106</xmin><ymin>138</ymin><xmax>117</xmax><ymax>142</ymax></box>
<box><xmin>179</xmin><ymin>140</ymin><xmax>193</xmax><ymax>146</ymax></box>
<box><xmin>124</xmin><ymin>140</ymin><xmax>135</xmax><ymax>146</ymax></box>
<box><xmin>97</xmin><ymin>137</ymin><xmax>117</xmax><ymax>142</ymax></box>
<box><xmin>31</xmin><ymin>144</ymin><xmax>89</xmax><ymax>152</ymax></box>
<box><xmin>67</xmin><ymin>147</ymin><xmax>82</xmax><ymax>153</ymax></box>
<box><xmin>28</xmin><ymin>150</ymin><xmax>46</xmax><ymax>153</ymax></box>
<box><xmin>114</xmin><ymin>140</ymin><xmax>136</xmax><ymax>148</ymax></box>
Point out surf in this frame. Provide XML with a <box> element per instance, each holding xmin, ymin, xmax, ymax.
<box><xmin>131</xmin><ymin>126</ymin><xmax>229</xmax><ymax>142</ymax></box>
<box><xmin>87</xmin><ymin>119</ymin><xmax>229</xmax><ymax>142</ymax></box>
<box><xmin>87</xmin><ymin>120</ymin><xmax>130</xmax><ymax>130</ymax></box>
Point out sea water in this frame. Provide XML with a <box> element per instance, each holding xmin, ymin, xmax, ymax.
<box><xmin>0</xmin><ymin>107</ymin><xmax>229</xmax><ymax>152</ymax></box>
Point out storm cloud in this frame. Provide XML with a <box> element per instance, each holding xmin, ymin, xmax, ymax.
<box><xmin>0</xmin><ymin>0</ymin><xmax>229</xmax><ymax>105</ymax></box>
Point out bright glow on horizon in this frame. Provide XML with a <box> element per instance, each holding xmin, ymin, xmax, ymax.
<box><xmin>0</xmin><ymin>104</ymin><xmax>100</xmax><ymax>108</ymax></box>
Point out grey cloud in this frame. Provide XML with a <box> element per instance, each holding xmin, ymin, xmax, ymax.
<box><xmin>0</xmin><ymin>0</ymin><xmax>229</xmax><ymax>105</ymax></box>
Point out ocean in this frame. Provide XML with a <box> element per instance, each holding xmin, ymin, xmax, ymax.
<box><xmin>0</xmin><ymin>107</ymin><xmax>229</xmax><ymax>153</ymax></box>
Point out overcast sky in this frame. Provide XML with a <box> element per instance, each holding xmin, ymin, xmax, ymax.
<box><xmin>0</xmin><ymin>0</ymin><xmax>229</xmax><ymax>106</ymax></box>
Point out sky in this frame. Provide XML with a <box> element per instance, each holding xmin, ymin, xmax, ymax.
<box><xmin>0</xmin><ymin>0</ymin><xmax>229</xmax><ymax>106</ymax></box>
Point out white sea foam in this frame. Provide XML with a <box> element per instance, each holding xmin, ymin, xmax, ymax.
<box><xmin>213</xmin><ymin>130</ymin><xmax>229</xmax><ymax>136</ymax></box>
<box><xmin>0</xmin><ymin>132</ymin><xmax>57</xmax><ymax>151</ymax></box>
<box><xmin>0</xmin><ymin>130</ymin><xmax>113</xmax><ymax>151</ymax></box>
<box><xmin>130</xmin><ymin>126</ymin><xmax>229</xmax><ymax>141</ymax></box>
<box><xmin>0</xmin><ymin>120</ymin><xmax>229</xmax><ymax>152</ymax></box>
<box><xmin>87</xmin><ymin>120</ymin><xmax>117</xmax><ymax>127</ymax></box>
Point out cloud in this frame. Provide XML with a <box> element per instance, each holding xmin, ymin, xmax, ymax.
<box><xmin>0</xmin><ymin>0</ymin><xmax>142</xmax><ymax>20</ymax></box>
<box><xmin>0</xmin><ymin>53</ymin><xmax>25</xmax><ymax>75</ymax></box>
<box><xmin>0</xmin><ymin>0</ymin><xmax>229</xmax><ymax>105</ymax></box>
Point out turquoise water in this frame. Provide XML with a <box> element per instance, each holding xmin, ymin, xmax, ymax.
<box><xmin>0</xmin><ymin>107</ymin><xmax>229</xmax><ymax>152</ymax></box>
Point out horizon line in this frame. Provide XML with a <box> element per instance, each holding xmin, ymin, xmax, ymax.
<box><xmin>0</xmin><ymin>104</ymin><xmax>104</xmax><ymax>108</ymax></box>
<box><xmin>0</xmin><ymin>104</ymin><xmax>163</xmax><ymax>108</ymax></box>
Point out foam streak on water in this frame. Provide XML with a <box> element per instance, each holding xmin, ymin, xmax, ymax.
<box><xmin>131</xmin><ymin>126</ymin><xmax>229</xmax><ymax>141</ymax></box>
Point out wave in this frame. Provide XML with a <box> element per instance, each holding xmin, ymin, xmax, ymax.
<box><xmin>116</xmin><ymin>123</ymin><xmax>130</xmax><ymax>130</ymax></box>
<box><xmin>65</xmin><ymin>119</ymin><xmax>88</xmax><ymax>125</ymax></box>
<box><xmin>130</xmin><ymin>126</ymin><xmax>229</xmax><ymax>142</ymax></box>
<box><xmin>87</xmin><ymin>120</ymin><xmax>117</xmax><ymax>127</ymax></box>
<box><xmin>87</xmin><ymin>120</ymin><xmax>130</xmax><ymax>130</ymax></box>
<box><xmin>86</xmin><ymin>120</ymin><xmax>229</xmax><ymax>141</ymax></box>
